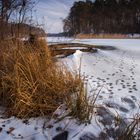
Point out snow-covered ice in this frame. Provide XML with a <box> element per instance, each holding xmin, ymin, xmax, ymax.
<box><xmin>65</xmin><ymin>39</ymin><xmax>140</xmax><ymax>117</ymax></box>
<box><xmin>62</xmin><ymin>39</ymin><xmax>140</xmax><ymax>139</ymax></box>
<box><xmin>47</xmin><ymin>37</ymin><xmax>74</xmax><ymax>45</ymax></box>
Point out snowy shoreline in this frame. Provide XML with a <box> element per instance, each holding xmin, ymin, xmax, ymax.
<box><xmin>0</xmin><ymin>38</ymin><xmax>140</xmax><ymax>140</ymax></box>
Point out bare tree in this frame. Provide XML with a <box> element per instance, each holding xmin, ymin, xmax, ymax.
<box><xmin>17</xmin><ymin>0</ymin><xmax>35</xmax><ymax>37</ymax></box>
<box><xmin>0</xmin><ymin>0</ymin><xmax>37</xmax><ymax>38</ymax></box>
<box><xmin>0</xmin><ymin>0</ymin><xmax>19</xmax><ymax>38</ymax></box>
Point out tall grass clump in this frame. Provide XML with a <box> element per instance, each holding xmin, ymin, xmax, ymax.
<box><xmin>65</xmin><ymin>84</ymin><xmax>95</xmax><ymax>124</ymax></box>
<box><xmin>0</xmin><ymin>39</ymin><xmax>94</xmax><ymax>122</ymax></box>
<box><xmin>118</xmin><ymin>115</ymin><xmax>140</xmax><ymax>140</ymax></box>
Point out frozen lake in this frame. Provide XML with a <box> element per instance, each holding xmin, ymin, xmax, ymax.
<box><xmin>61</xmin><ymin>39</ymin><xmax>140</xmax><ymax>139</ymax></box>
<box><xmin>63</xmin><ymin>39</ymin><xmax>140</xmax><ymax>118</ymax></box>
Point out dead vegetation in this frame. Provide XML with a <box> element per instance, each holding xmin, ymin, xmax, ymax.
<box><xmin>118</xmin><ymin>115</ymin><xmax>140</xmax><ymax>140</ymax></box>
<box><xmin>0</xmin><ymin>39</ymin><xmax>94</xmax><ymax>123</ymax></box>
<box><xmin>76</xmin><ymin>33</ymin><xmax>128</xmax><ymax>39</ymax></box>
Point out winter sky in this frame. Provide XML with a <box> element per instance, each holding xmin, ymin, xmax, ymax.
<box><xmin>36</xmin><ymin>0</ymin><xmax>79</xmax><ymax>33</ymax></box>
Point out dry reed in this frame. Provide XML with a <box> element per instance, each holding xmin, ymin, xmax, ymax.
<box><xmin>0</xmin><ymin>39</ymin><xmax>94</xmax><ymax>123</ymax></box>
<box><xmin>76</xmin><ymin>33</ymin><xmax>127</xmax><ymax>39</ymax></box>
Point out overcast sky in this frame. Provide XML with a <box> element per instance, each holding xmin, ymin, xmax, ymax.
<box><xmin>35</xmin><ymin>0</ymin><xmax>78</xmax><ymax>33</ymax></box>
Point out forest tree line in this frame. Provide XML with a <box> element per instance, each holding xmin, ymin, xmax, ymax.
<box><xmin>63</xmin><ymin>0</ymin><xmax>140</xmax><ymax>36</ymax></box>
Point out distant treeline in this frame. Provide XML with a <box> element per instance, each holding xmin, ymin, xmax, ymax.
<box><xmin>63</xmin><ymin>0</ymin><xmax>140</xmax><ymax>36</ymax></box>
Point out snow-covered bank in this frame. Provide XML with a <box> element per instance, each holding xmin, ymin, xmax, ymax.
<box><xmin>0</xmin><ymin>38</ymin><xmax>140</xmax><ymax>140</ymax></box>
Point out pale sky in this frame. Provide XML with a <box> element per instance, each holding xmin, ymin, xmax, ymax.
<box><xmin>35</xmin><ymin>0</ymin><xmax>78</xmax><ymax>33</ymax></box>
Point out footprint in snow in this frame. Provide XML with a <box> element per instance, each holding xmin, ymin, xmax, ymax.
<box><xmin>121</xmin><ymin>97</ymin><xmax>136</xmax><ymax>109</ymax></box>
